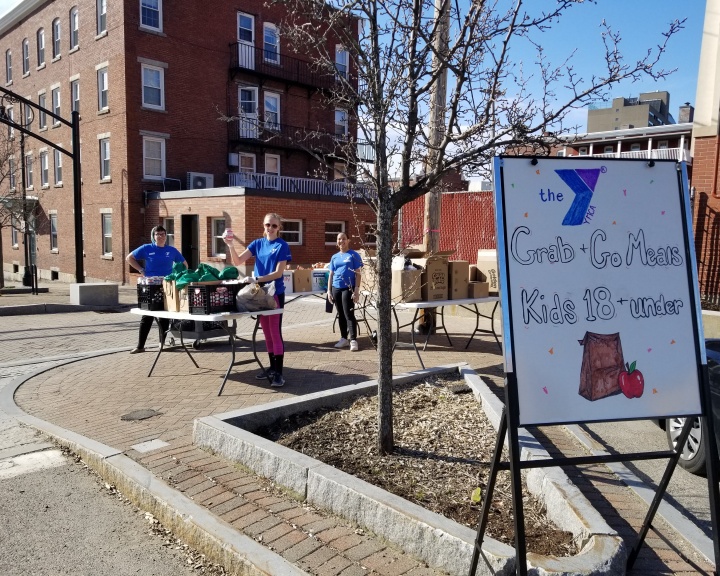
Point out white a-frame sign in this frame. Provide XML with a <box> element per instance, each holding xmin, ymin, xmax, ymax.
<box><xmin>468</xmin><ymin>156</ymin><xmax>720</xmax><ymax>576</ymax></box>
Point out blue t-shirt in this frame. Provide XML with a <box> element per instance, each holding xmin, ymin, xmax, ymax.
<box><xmin>248</xmin><ymin>237</ymin><xmax>292</xmax><ymax>294</ymax></box>
<box><xmin>131</xmin><ymin>243</ymin><xmax>185</xmax><ymax>277</ymax></box>
<box><xmin>329</xmin><ymin>249</ymin><xmax>363</xmax><ymax>289</ymax></box>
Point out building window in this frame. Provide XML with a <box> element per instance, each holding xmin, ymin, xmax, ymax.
<box><xmin>99</xmin><ymin>138</ymin><xmax>110</xmax><ymax>180</ymax></box>
<box><xmin>97</xmin><ymin>67</ymin><xmax>108</xmax><ymax>110</ymax></box>
<box><xmin>97</xmin><ymin>0</ymin><xmax>107</xmax><ymax>35</ymax></box>
<box><xmin>37</xmin><ymin>28</ymin><xmax>45</xmax><ymax>66</ymax></box>
<box><xmin>25</xmin><ymin>154</ymin><xmax>33</xmax><ymax>188</ymax></box>
<box><xmin>333</xmin><ymin>161</ymin><xmax>346</xmax><ymax>181</ymax></box>
<box><xmin>335</xmin><ymin>109</ymin><xmax>348</xmax><ymax>138</ymax></box>
<box><xmin>11</xmin><ymin>216</ymin><xmax>18</xmax><ymax>246</ymax></box>
<box><xmin>335</xmin><ymin>45</ymin><xmax>348</xmax><ymax>79</ymax></box>
<box><xmin>630</xmin><ymin>143</ymin><xmax>641</xmax><ymax>152</ymax></box>
<box><xmin>38</xmin><ymin>94</ymin><xmax>47</xmax><ymax>128</ymax></box>
<box><xmin>265</xmin><ymin>153</ymin><xmax>279</xmax><ymax>189</ymax></box>
<box><xmin>263</xmin><ymin>24</ymin><xmax>279</xmax><ymax>64</ymax></box>
<box><xmin>211</xmin><ymin>218</ymin><xmax>226</xmax><ymax>256</ymax></box>
<box><xmin>51</xmin><ymin>87</ymin><xmax>60</xmax><ymax>124</ymax></box>
<box><xmin>70</xmin><ymin>79</ymin><xmax>80</xmax><ymax>113</ymax></box>
<box><xmin>54</xmin><ymin>149</ymin><xmax>63</xmax><ymax>184</ymax></box>
<box><xmin>24</xmin><ymin>104</ymin><xmax>32</xmax><ymax>129</ymax></box>
<box><xmin>40</xmin><ymin>151</ymin><xmax>49</xmax><ymax>186</ymax></box>
<box><xmin>364</xmin><ymin>222</ymin><xmax>377</xmax><ymax>245</ymax></box>
<box><xmin>141</xmin><ymin>64</ymin><xmax>164</xmax><ymax>109</ymax></box>
<box><xmin>9</xmin><ymin>156</ymin><xmax>15</xmax><ymax>189</ymax></box>
<box><xmin>22</xmin><ymin>39</ymin><xmax>29</xmax><ymax>74</ymax></box>
<box><xmin>325</xmin><ymin>221</ymin><xmax>345</xmax><ymax>245</ymax></box>
<box><xmin>658</xmin><ymin>140</ymin><xmax>669</xmax><ymax>150</ymax></box>
<box><xmin>50</xmin><ymin>214</ymin><xmax>58</xmax><ymax>250</ymax></box>
<box><xmin>101</xmin><ymin>213</ymin><xmax>112</xmax><ymax>255</ymax></box>
<box><xmin>141</xmin><ymin>0</ymin><xmax>162</xmax><ymax>31</ymax></box>
<box><xmin>5</xmin><ymin>50</ymin><xmax>11</xmax><ymax>83</ymax></box>
<box><xmin>237</xmin><ymin>13</ymin><xmax>253</xmax><ymax>43</ymax></box>
<box><xmin>163</xmin><ymin>218</ymin><xmax>175</xmax><ymax>246</ymax></box>
<box><xmin>578</xmin><ymin>147</ymin><xmax>588</xmax><ymax>156</ymax></box>
<box><xmin>142</xmin><ymin>136</ymin><xmax>165</xmax><ymax>180</ymax></box>
<box><xmin>52</xmin><ymin>19</ymin><xmax>61</xmax><ymax>57</ymax></box>
<box><xmin>6</xmin><ymin>107</ymin><xmax>13</xmax><ymax>139</ymax></box>
<box><xmin>264</xmin><ymin>92</ymin><xmax>280</xmax><ymax>130</ymax></box>
<box><xmin>69</xmin><ymin>7</ymin><xmax>79</xmax><ymax>50</ymax></box>
<box><xmin>555</xmin><ymin>150</ymin><xmax>565</xmax><ymax>157</ymax></box>
<box><xmin>603</xmin><ymin>145</ymin><xmax>614</xmax><ymax>154</ymax></box>
<box><xmin>282</xmin><ymin>219</ymin><xmax>302</xmax><ymax>244</ymax></box>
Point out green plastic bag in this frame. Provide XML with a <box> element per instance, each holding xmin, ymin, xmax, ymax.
<box><xmin>219</xmin><ymin>266</ymin><xmax>239</xmax><ymax>280</ymax></box>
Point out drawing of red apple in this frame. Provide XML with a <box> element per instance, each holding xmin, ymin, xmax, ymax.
<box><xmin>618</xmin><ymin>361</ymin><xmax>644</xmax><ymax>399</ymax></box>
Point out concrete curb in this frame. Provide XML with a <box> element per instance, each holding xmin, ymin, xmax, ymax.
<box><xmin>0</xmin><ymin>353</ymin><xmax>309</xmax><ymax>576</ymax></box>
<box><xmin>0</xmin><ymin>303</ymin><xmax>133</xmax><ymax>315</ymax></box>
<box><xmin>195</xmin><ymin>364</ymin><xmax>627</xmax><ymax>576</ymax></box>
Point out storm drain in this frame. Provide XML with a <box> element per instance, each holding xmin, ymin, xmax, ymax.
<box><xmin>312</xmin><ymin>360</ymin><xmax>377</xmax><ymax>376</ymax></box>
<box><xmin>120</xmin><ymin>409</ymin><xmax>162</xmax><ymax>421</ymax></box>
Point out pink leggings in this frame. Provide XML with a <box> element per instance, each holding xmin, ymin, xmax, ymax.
<box><xmin>260</xmin><ymin>294</ymin><xmax>284</xmax><ymax>355</ymax></box>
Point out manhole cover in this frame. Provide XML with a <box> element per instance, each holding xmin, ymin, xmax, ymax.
<box><xmin>121</xmin><ymin>409</ymin><xmax>161</xmax><ymax>421</ymax></box>
<box><xmin>313</xmin><ymin>360</ymin><xmax>377</xmax><ymax>376</ymax></box>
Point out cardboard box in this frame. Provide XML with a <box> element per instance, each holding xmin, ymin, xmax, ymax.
<box><xmin>292</xmin><ymin>268</ymin><xmax>312</xmax><ymax>293</ymax></box>
<box><xmin>477</xmin><ymin>249</ymin><xmax>499</xmax><ymax>294</ymax></box>
<box><xmin>448</xmin><ymin>260</ymin><xmax>469</xmax><ymax>300</ymax></box>
<box><xmin>469</xmin><ymin>265</ymin><xmax>480</xmax><ymax>281</ymax></box>
<box><xmin>468</xmin><ymin>281</ymin><xmax>489</xmax><ymax>298</ymax></box>
<box><xmin>391</xmin><ymin>269</ymin><xmax>422</xmax><ymax>302</ymax></box>
<box><xmin>282</xmin><ymin>270</ymin><xmax>294</xmax><ymax>294</ymax></box>
<box><xmin>408</xmin><ymin>250</ymin><xmax>453</xmax><ymax>302</ymax></box>
<box><xmin>311</xmin><ymin>269</ymin><xmax>330</xmax><ymax>292</ymax></box>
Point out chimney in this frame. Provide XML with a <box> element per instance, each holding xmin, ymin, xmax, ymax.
<box><xmin>679</xmin><ymin>102</ymin><xmax>694</xmax><ymax>123</ymax></box>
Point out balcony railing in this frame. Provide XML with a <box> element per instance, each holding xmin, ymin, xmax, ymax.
<box><xmin>584</xmin><ymin>147</ymin><xmax>692</xmax><ymax>164</ymax></box>
<box><xmin>230</xmin><ymin>43</ymin><xmax>345</xmax><ymax>91</ymax></box>
<box><xmin>228</xmin><ymin>171</ymin><xmax>375</xmax><ymax>198</ymax></box>
<box><xmin>228</xmin><ymin>117</ymin><xmax>375</xmax><ymax>163</ymax></box>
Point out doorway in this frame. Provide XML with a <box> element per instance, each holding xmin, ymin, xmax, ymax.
<box><xmin>181</xmin><ymin>214</ymin><xmax>199</xmax><ymax>269</ymax></box>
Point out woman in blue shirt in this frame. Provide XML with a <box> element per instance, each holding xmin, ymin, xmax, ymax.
<box><xmin>224</xmin><ymin>212</ymin><xmax>292</xmax><ymax>387</ymax></box>
<box><xmin>327</xmin><ymin>232</ymin><xmax>363</xmax><ymax>352</ymax></box>
<box><xmin>126</xmin><ymin>225</ymin><xmax>187</xmax><ymax>354</ymax></box>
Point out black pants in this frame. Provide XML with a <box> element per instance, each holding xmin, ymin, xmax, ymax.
<box><xmin>138</xmin><ymin>315</ymin><xmax>169</xmax><ymax>349</ymax></box>
<box><xmin>332</xmin><ymin>287</ymin><xmax>357</xmax><ymax>340</ymax></box>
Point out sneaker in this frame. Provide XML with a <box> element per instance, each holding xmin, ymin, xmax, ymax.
<box><xmin>349</xmin><ymin>340</ymin><xmax>359</xmax><ymax>352</ymax></box>
<box><xmin>255</xmin><ymin>369</ymin><xmax>275</xmax><ymax>380</ymax></box>
<box><xmin>129</xmin><ymin>347</ymin><xmax>145</xmax><ymax>354</ymax></box>
<box><xmin>334</xmin><ymin>338</ymin><xmax>349</xmax><ymax>348</ymax></box>
<box><xmin>271</xmin><ymin>373</ymin><xmax>285</xmax><ymax>387</ymax></box>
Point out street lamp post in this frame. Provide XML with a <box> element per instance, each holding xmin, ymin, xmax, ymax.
<box><xmin>20</xmin><ymin>129</ymin><xmax>30</xmax><ymax>286</ymax></box>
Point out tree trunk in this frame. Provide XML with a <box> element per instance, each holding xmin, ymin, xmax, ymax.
<box><xmin>376</xmin><ymin>199</ymin><xmax>395</xmax><ymax>454</ymax></box>
<box><xmin>0</xmin><ymin>224</ymin><xmax>4</xmax><ymax>289</ymax></box>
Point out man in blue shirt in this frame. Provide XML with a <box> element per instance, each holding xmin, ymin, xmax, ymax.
<box><xmin>126</xmin><ymin>225</ymin><xmax>187</xmax><ymax>353</ymax></box>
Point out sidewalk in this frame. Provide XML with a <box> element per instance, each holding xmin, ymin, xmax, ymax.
<box><xmin>0</xmin><ymin>280</ymin><xmax>715</xmax><ymax>575</ymax></box>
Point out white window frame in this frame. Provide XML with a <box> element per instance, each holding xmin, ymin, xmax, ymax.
<box><xmin>69</xmin><ymin>7</ymin><xmax>79</xmax><ymax>50</ymax></box>
<box><xmin>237</xmin><ymin>12</ymin><xmax>253</xmax><ymax>43</ymax></box>
<box><xmin>363</xmin><ymin>222</ymin><xmax>377</xmax><ymax>246</ymax></box>
<box><xmin>52</xmin><ymin>19</ymin><xmax>61</xmax><ymax>58</ymax></box>
<box><xmin>23</xmin><ymin>103</ymin><xmax>32</xmax><ymax>129</ymax></box>
<box><xmin>11</xmin><ymin>216</ymin><xmax>19</xmax><ymax>246</ymax></box>
<box><xmin>603</xmin><ymin>145</ymin><xmax>614</xmax><ymax>154</ymax></box>
<box><xmin>630</xmin><ymin>143</ymin><xmax>642</xmax><ymax>152</ymax></box>
<box><xmin>140</xmin><ymin>0</ymin><xmax>162</xmax><ymax>32</ymax></box>
<box><xmin>51</xmin><ymin>87</ymin><xmax>61</xmax><ymax>125</ymax></box>
<box><xmin>53</xmin><ymin>148</ymin><xmax>63</xmax><ymax>184</ymax></box>
<box><xmin>211</xmin><ymin>217</ymin><xmax>226</xmax><ymax>257</ymax></box>
<box><xmin>25</xmin><ymin>153</ymin><xmax>33</xmax><ymax>188</ymax></box>
<box><xmin>281</xmin><ymin>219</ymin><xmax>302</xmax><ymax>245</ymax></box>
<box><xmin>101</xmin><ymin>213</ymin><xmax>112</xmax><ymax>255</ymax></box>
<box><xmin>97</xmin><ymin>0</ymin><xmax>107</xmax><ymax>35</ymax></box>
<box><xmin>325</xmin><ymin>221</ymin><xmax>345</xmax><ymax>245</ymax></box>
<box><xmin>264</xmin><ymin>153</ymin><xmax>280</xmax><ymax>189</ymax></box>
<box><xmin>9</xmin><ymin>156</ymin><xmax>15</xmax><ymax>190</ymax></box>
<box><xmin>49</xmin><ymin>213</ymin><xmax>58</xmax><ymax>250</ymax></box>
<box><xmin>335</xmin><ymin>108</ymin><xmax>348</xmax><ymax>139</ymax></box>
<box><xmin>38</xmin><ymin>93</ymin><xmax>47</xmax><ymax>129</ymax></box>
<box><xmin>141</xmin><ymin>64</ymin><xmax>164</xmax><ymax>110</ymax></box>
<box><xmin>263</xmin><ymin>23</ymin><xmax>279</xmax><ymax>64</ymax></box>
<box><xmin>97</xmin><ymin>67</ymin><xmax>108</xmax><ymax>110</ymax></box>
<box><xmin>658</xmin><ymin>140</ymin><xmax>669</xmax><ymax>150</ymax></box>
<box><xmin>70</xmin><ymin>79</ymin><xmax>80</xmax><ymax>113</ymax></box>
<box><xmin>264</xmin><ymin>92</ymin><xmax>280</xmax><ymax>130</ymax></box>
<box><xmin>163</xmin><ymin>217</ymin><xmax>175</xmax><ymax>247</ymax></box>
<box><xmin>37</xmin><ymin>28</ymin><xmax>45</xmax><ymax>66</ymax></box>
<box><xmin>40</xmin><ymin>150</ymin><xmax>49</xmax><ymax>186</ymax></box>
<box><xmin>22</xmin><ymin>39</ymin><xmax>29</xmax><ymax>75</ymax></box>
<box><xmin>6</xmin><ymin>107</ymin><xmax>13</xmax><ymax>139</ymax></box>
<box><xmin>142</xmin><ymin>136</ymin><xmax>165</xmax><ymax>180</ymax></box>
<box><xmin>578</xmin><ymin>146</ymin><xmax>588</xmax><ymax>156</ymax></box>
<box><xmin>335</xmin><ymin>45</ymin><xmax>348</xmax><ymax>79</ymax></box>
<box><xmin>99</xmin><ymin>137</ymin><xmax>110</xmax><ymax>180</ymax></box>
<box><xmin>5</xmin><ymin>50</ymin><xmax>11</xmax><ymax>83</ymax></box>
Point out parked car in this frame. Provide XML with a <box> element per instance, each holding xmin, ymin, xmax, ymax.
<box><xmin>663</xmin><ymin>339</ymin><xmax>720</xmax><ymax>475</ymax></box>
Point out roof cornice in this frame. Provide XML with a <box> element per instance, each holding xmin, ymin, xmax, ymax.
<box><xmin>0</xmin><ymin>0</ymin><xmax>50</xmax><ymax>36</ymax></box>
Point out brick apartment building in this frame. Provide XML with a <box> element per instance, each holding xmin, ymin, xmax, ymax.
<box><xmin>0</xmin><ymin>0</ymin><xmax>375</xmax><ymax>285</ymax></box>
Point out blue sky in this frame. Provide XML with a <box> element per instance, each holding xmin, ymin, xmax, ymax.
<box><xmin>0</xmin><ymin>0</ymin><xmax>705</xmax><ymax>130</ymax></box>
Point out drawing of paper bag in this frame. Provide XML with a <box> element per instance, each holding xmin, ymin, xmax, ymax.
<box><xmin>578</xmin><ymin>332</ymin><xmax>624</xmax><ymax>401</ymax></box>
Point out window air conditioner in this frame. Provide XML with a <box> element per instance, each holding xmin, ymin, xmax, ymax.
<box><xmin>480</xmin><ymin>180</ymin><xmax>493</xmax><ymax>191</ymax></box>
<box><xmin>187</xmin><ymin>172</ymin><xmax>214</xmax><ymax>190</ymax></box>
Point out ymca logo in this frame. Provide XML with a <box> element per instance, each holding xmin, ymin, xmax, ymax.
<box><xmin>555</xmin><ymin>167</ymin><xmax>603</xmax><ymax>226</ymax></box>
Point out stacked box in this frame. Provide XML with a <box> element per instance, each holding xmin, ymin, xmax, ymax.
<box><xmin>448</xmin><ymin>261</ymin><xmax>469</xmax><ymax>300</ymax></box>
<box><xmin>477</xmin><ymin>249</ymin><xmax>499</xmax><ymax>294</ymax></box>
<box><xmin>292</xmin><ymin>269</ymin><xmax>312</xmax><ymax>293</ymax></box>
<box><xmin>408</xmin><ymin>250</ymin><xmax>454</xmax><ymax>301</ymax></box>
<box><xmin>391</xmin><ymin>269</ymin><xmax>422</xmax><ymax>302</ymax></box>
<box><xmin>283</xmin><ymin>270</ymin><xmax>294</xmax><ymax>294</ymax></box>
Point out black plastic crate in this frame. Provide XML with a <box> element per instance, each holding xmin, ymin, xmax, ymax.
<box><xmin>137</xmin><ymin>284</ymin><xmax>164</xmax><ymax>311</ymax></box>
<box><xmin>188</xmin><ymin>283</ymin><xmax>240</xmax><ymax>314</ymax></box>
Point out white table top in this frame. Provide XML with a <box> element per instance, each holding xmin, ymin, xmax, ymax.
<box><xmin>130</xmin><ymin>307</ymin><xmax>283</xmax><ymax>322</ymax></box>
<box><xmin>396</xmin><ymin>296</ymin><xmax>500</xmax><ymax>309</ymax></box>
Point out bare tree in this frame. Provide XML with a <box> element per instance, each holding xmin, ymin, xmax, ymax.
<box><xmin>0</xmin><ymin>128</ymin><xmax>22</xmax><ymax>289</ymax></box>
<box><xmin>276</xmin><ymin>0</ymin><xmax>682</xmax><ymax>453</ymax></box>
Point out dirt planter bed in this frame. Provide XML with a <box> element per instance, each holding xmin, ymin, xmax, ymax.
<box><xmin>193</xmin><ymin>364</ymin><xmax>626</xmax><ymax>576</ymax></box>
